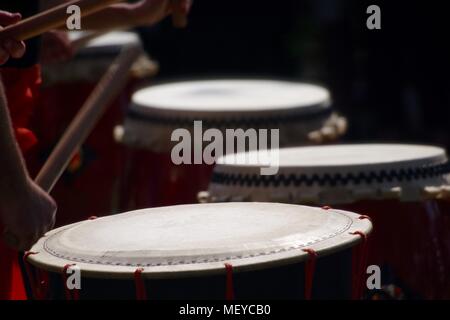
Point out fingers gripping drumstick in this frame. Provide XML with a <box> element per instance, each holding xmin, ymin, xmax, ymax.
<box><xmin>0</xmin><ymin>0</ymin><xmax>124</xmax><ymax>41</ymax></box>
<box><xmin>0</xmin><ymin>0</ymin><xmax>191</xmax><ymax>43</ymax></box>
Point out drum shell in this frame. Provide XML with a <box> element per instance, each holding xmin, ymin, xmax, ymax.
<box><xmin>206</xmin><ymin>144</ymin><xmax>450</xmax><ymax>299</ymax></box>
<box><xmin>30</xmin><ymin>248</ymin><xmax>354</xmax><ymax>300</ymax></box>
<box><xmin>118</xmin><ymin>115</ymin><xmax>344</xmax><ymax>209</ymax></box>
<box><xmin>338</xmin><ymin>199</ymin><xmax>450</xmax><ymax>299</ymax></box>
<box><xmin>119</xmin><ymin>149</ymin><xmax>213</xmax><ymax>209</ymax></box>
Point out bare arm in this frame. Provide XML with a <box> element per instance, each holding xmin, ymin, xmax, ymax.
<box><xmin>0</xmin><ymin>10</ymin><xmax>29</xmax><ymax>202</ymax></box>
<box><xmin>0</xmin><ymin>80</ymin><xmax>28</xmax><ymax>192</ymax></box>
<box><xmin>0</xmin><ymin>79</ymin><xmax>57</xmax><ymax>250</ymax></box>
<box><xmin>0</xmin><ymin>11</ymin><xmax>56</xmax><ymax>250</ymax></box>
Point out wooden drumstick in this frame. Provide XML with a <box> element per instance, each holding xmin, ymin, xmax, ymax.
<box><xmin>15</xmin><ymin>35</ymin><xmax>139</xmax><ymax>299</ymax></box>
<box><xmin>35</xmin><ymin>44</ymin><xmax>141</xmax><ymax>193</ymax></box>
<box><xmin>0</xmin><ymin>0</ymin><xmax>123</xmax><ymax>41</ymax></box>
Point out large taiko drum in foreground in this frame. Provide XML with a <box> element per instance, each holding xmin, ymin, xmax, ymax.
<box><xmin>24</xmin><ymin>203</ymin><xmax>371</xmax><ymax>300</ymax></box>
<box><xmin>116</xmin><ymin>80</ymin><xmax>347</xmax><ymax>209</ymax></box>
<box><xmin>206</xmin><ymin>144</ymin><xmax>450</xmax><ymax>299</ymax></box>
<box><xmin>31</xmin><ymin>32</ymin><xmax>157</xmax><ymax>227</ymax></box>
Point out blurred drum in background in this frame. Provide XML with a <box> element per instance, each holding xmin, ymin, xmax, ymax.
<box><xmin>24</xmin><ymin>202</ymin><xmax>371</xmax><ymax>300</ymax></box>
<box><xmin>206</xmin><ymin>144</ymin><xmax>450</xmax><ymax>299</ymax></box>
<box><xmin>116</xmin><ymin>79</ymin><xmax>346</xmax><ymax>209</ymax></box>
<box><xmin>31</xmin><ymin>32</ymin><xmax>157</xmax><ymax>227</ymax></box>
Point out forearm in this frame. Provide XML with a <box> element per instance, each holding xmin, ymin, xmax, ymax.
<box><xmin>0</xmin><ymin>78</ymin><xmax>29</xmax><ymax>195</ymax></box>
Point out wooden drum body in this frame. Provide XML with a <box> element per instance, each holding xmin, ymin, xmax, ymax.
<box><xmin>207</xmin><ymin>144</ymin><xmax>450</xmax><ymax>299</ymax></box>
<box><xmin>117</xmin><ymin>80</ymin><xmax>346</xmax><ymax>209</ymax></box>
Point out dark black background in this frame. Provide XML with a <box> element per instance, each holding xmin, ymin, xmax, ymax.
<box><xmin>137</xmin><ymin>0</ymin><xmax>450</xmax><ymax>150</ymax></box>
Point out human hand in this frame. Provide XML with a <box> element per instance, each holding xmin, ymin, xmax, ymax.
<box><xmin>132</xmin><ymin>0</ymin><xmax>193</xmax><ymax>27</ymax></box>
<box><xmin>0</xmin><ymin>10</ymin><xmax>26</xmax><ymax>65</ymax></box>
<box><xmin>1</xmin><ymin>178</ymin><xmax>57</xmax><ymax>251</ymax></box>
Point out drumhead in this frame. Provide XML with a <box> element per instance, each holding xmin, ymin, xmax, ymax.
<box><xmin>210</xmin><ymin>144</ymin><xmax>450</xmax><ymax>203</ymax></box>
<box><xmin>132</xmin><ymin>80</ymin><xmax>330</xmax><ymax>114</ymax></box>
<box><xmin>71</xmin><ymin>31</ymin><xmax>141</xmax><ymax>56</ymax></box>
<box><xmin>28</xmin><ymin>203</ymin><xmax>370</xmax><ymax>279</ymax></box>
<box><xmin>120</xmin><ymin>80</ymin><xmax>346</xmax><ymax>151</ymax></box>
<box><xmin>42</xmin><ymin>32</ymin><xmax>144</xmax><ymax>85</ymax></box>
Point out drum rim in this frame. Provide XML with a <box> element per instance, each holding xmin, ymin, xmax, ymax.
<box><xmin>42</xmin><ymin>31</ymin><xmax>144</xmax><ymax>85</ymax></box>
<box><xmin>213</xmin><ymin>144</ymin><xmax>448</xmax><ymax>178</ymax></box>
<box><xmin>27</xmin><ymin>203</ymin><xmax>372</xmax><ymax>280</ymax></box>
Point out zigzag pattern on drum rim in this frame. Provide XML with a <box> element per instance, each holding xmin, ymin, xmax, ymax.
<box><xmin>126</xmin><ymin>107</ymin><xmax>333</xmax><ymax>128</ymax></box>
<box><xmin>211</xmin><ymin>162</ymin><xmax>450</xmax><ymax>187</ymax></box>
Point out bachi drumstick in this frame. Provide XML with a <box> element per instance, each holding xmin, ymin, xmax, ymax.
<box><xmin>35</xmin><ymin>44</ymin><xmax>141</xmax><ymax>193</ymax></box>
<box><xmin>0</xmin><ymin>0</ymin><xmax>124</xmax><ymax>41</ymax></box>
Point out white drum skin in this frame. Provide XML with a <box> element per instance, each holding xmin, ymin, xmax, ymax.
<box><xmin>42</xmin><ymin>32</ymin><xmax>149</xmax><ymax>85</ymax></box>
<box><xmin>121</xmin><ymin>79</ymin><xmax>345</xmax><ymax>152</ymax></box>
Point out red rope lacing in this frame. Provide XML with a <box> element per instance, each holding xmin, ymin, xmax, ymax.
<box><xmin>224</xmin><ymin>263</ymin><xmax>234</xmax><ymax>300</ymax></box>
<box><xmin>302</xmin><ymin>248</ymin><xmax>318</xmax><ymax>300</ymax></box>
<box><xmin>350</xmin><ymin>230</ymin><xmax>369</xmax><ymax>300</ymax></box>
<box><xmin>62</xmin><ymin>264</ymin><xmax>80</xmax><ymax>300</ymax></box>
<box><xmin>23</xmin><ymin>251</ymin><xmax>48</xmax><ymax>300</ymax></box>
<box><xmin>134</xmin><ymin>267</ymin><xmax>147</xmax><ymax>300</ymax></box>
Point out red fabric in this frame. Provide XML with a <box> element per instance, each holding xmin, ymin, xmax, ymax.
<box><xmin>1</xmin><ymin>66</ymin><xmax>41</xmax><ymax>153</ymax></box>
<box><xmin>0</xmin><ymin>65</ymin><xmax>41</xmax><ymax>300</ymax></box>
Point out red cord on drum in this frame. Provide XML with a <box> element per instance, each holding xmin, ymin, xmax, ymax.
<box><xmin>224</xmin><ymin>263</ymin><xmax>234</xmax><ymax>300</ymax></box>
<box><xmin>62</xmin><ymin>264</ymin><xmax>80</xmax><ymax>300</ymax></box>
<box><xmin>23</xmin><ymin>251</ymin><xmax>49</xmax><ymax>300</ymax></box>
<box><xmin>134</xmin><ymin>267</ymin><xmax>147</xmax><ymax>300</ymax></box>
<box><xmin>302</xmin><ymin>248</ymin><xmax>318</xmax><ymax>300</ymax></box>
<box><xmin>350</xmin><ymin>230</ymin><xmax>369</xmax><ymax>300</ymax></box>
